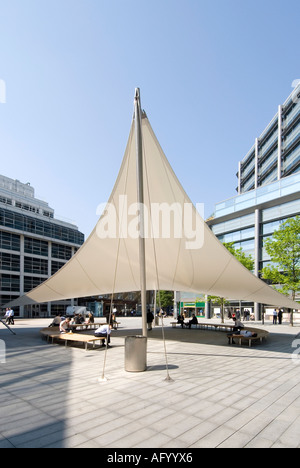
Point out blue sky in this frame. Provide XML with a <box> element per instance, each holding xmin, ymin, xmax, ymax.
<box><xmin>0</xmin><ymin>0</ymin><xmax>300</xmax><ymax>237</ymax></box>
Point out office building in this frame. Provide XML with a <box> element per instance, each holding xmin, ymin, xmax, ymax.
<box><xmin>207</xmin><ymin>83</ymin><xmax>300</xmax><ymax>319</ymax></box>
<box><xmin>238</xmin><ymin>82</ymin><xmax>300</xmax><ymax>193</ymax></box>
<box><xmin>0</xmin><ymin>175</ymin><xmax>84</xmax><ymax>317</ymax></box>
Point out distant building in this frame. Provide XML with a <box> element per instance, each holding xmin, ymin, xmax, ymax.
<box><xmin>0</xmin><ymin>175</ymin><xmax>84</xmax><ymax>317</ymax></box>
<box><xmin>208</xmin><ymin>84</ymin><xmax>300</xmax><ymax>319</ymax></box>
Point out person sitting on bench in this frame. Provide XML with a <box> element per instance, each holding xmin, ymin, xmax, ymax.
<box><xmin>94</xmin><ymin>324</ymin><xmax>112</xmax><ymax>347</ymax></box>
<box><xmin>49</xmin><ymin>314</ymin><xmax>61</xmax><ymax>328</ymax></box>
<box><xmin>185</xmin><ymin>314</ymin><xmax>198</xmax><ymax>329</ymax></box>
<box><xmin>232</xmin><ymin>317</ymin><xmax>244</xmax><ymax>332</ymax></box>
<box><xmin>60</xmin><ymin>317</ymin><xmax>71</xmax><ymax>334</ymax></box>
<box><xmin>228</xmin><ymin>317</ymin><xmax>244</xmax><ymax>344</ymax></box>
<box><xmin>177</xmin><ymin>314</ymin><xmax>184</xmax><ymax>328</ymax></box>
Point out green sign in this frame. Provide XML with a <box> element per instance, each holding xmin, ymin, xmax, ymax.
<box><xmin>181</xmin><ymin>302</ymin><xmax>205</xmax><ymax>308</ymax></box>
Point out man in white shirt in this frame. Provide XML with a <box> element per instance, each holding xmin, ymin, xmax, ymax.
<box><xmin>59</xmin><ymin>317</ymin><xmax>71</xmax><ymax>334</ymax></box>
<box><xmin>9</xmin><ymin>308</ymin><xmax>14</xmax><ymax>325</ymax></box>
<box><xmin>94</xmin><ymin>324</ymin><xmax>112</xmax><ymax>347</ymax></box>
<box><xmin>5</xmin><ymin>308</ymin><xmax>14</xmax><ymax>325</ymax></box>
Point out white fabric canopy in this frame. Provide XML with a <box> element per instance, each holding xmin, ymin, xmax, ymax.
<box><xmin>8</xmin><ymin>112</ymin><xmax>300</xmax><ymax>310</ymax></box>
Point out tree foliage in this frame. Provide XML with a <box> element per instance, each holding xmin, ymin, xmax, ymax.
<box><xmin>208</xmin><ymin>243</ymin><xmax>254</xmax><ymax>322</ymax></box>
<box><xmin>261</xmin><ymin>216</ymin><xmax>300</xmax><ymax>302</ymax></box>
<box><xmin>223</xmin><ymin>242</ymin><xmax>254</xmax><ymax>272</ymax></box>
<box><xmin>156</xmin><ymin>290</ymin><xmax>173</xmax><ymax>309</ymax></box>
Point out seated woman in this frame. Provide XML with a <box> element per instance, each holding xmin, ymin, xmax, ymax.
<box><xmin>85</xmin><ymin>312</ymin><xmax>95</xmax><ymax>325</ymax></box>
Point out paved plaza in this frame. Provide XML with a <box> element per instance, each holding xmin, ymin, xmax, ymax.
<box><xmin>1</xmin><ymin>317</ymin><xmax>300</xmax><ymax>448</ymax></box>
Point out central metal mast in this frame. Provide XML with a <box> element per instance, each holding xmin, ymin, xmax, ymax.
<box><xmin>134</xmin><ymin>88</ymin><xmax>148</xmax><ymax>337</ymax></box>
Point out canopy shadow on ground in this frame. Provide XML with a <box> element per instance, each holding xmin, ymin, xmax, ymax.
<box><xmin>109</xmin><ymin>326</ymin><xmax>297</xmax><ymax>357</ymax></box>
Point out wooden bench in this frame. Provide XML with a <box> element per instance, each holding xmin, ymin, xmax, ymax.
<box><xmin>106</xmin><ymin>321</ymin><xmax>121</xmax><ymax>330</ymax></box>
<box><xmin>169</xmin><ymin>322</ymin><xmax>269</xmax><ymax>347</ymax></box>
<box><xmin>228</xmin><ymin>329</ymin><xmax>269</xmax><ymax>347</ymax></box>
<box><xmin>41</xmin><ymin>327</ymin><xmax>60</xmax><ymax>339</ymax></box>
<box><xmin>171</xmin><ymin>322</ymin><xmax>236</xmax><ymax>332</ymax></box>
<box><xmin>70</xmin><ymin>321</ymin><xmax>120</xmax><ymax>330</ymax></box>
<box><xmin>40</xmin><ymin>328</ymin><xmax>106</xmax><ymax>351</ymax></box>
<box><xmin>171</xmin><ymin>321</ymin><xmax>203</xmax><ymax>329</ymax></box>
<box><xmin>53</xmin><ymin>333</ymin><xmax>105</xmax><ymax>351</ymax></box>
<box><xmin>69</xmin><ymin>323</ymin><xmax>99</xmax><ymax>331</ymax></box>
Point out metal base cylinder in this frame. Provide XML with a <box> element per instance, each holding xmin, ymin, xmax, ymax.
<box><xmin>125</xmin><ymin>336</ymin><xmax>147</xmax><ymax>372</ymax></box>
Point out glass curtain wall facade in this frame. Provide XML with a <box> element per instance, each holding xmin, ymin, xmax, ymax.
<box><xmin>238</xmin><ymin>83</ymin><xmax>300</xmax><ymax>194</ymax></box>
<box><xmin>208</xmin><ymin>84</ymin><xmax>300</xmax><ymax>319</ymax></box>
<box><xmin>0</xmin><ymin>175</ymin><xmax>84</xmax><ymax>317</ymax></box>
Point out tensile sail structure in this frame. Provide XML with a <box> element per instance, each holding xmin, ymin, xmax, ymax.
<box><xmin>7</xmin><ymin>90</ymin><xmax>300</xmax><ymax>327</ymax></box>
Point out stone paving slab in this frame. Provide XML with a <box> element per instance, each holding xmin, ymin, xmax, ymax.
<box><xmin>0</xmin><ymin>318</ymin><xmax>300</xmax><ymax>448</ymax></box>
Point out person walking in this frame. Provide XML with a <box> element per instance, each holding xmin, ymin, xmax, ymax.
<box><xmin>5</xmin><ymin>308</ymin><xmax>14</xmax><ymax>325</ymax></box>
<box><xmin>9</xmin><ymin>308</ymin><xmax>14</xmax><ymax>325</ymax></box>
<box><xmin>147</xmin><ymin>310</ymin><xmax>154</xmax><ymax>331</ymax></box>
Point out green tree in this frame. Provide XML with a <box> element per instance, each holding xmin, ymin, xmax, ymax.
<box><xmin>261</xmin><ymin>216</ymin><xmax>300</xmax><ymax>325</ymax></box>
<box><xmin>208</xmin><ymin>243</ymin><xmax>254</xmax><ymax>323</ymax></box>
<box><xmin>207</xmin><ymin>296</ymin><xmax>230</xmax><ymax>324</ymax></box>
<box><xmin>156</xmin><ymin>290</ymin><xmax>173</xmax><ymax>310</ymax></box>
<box><xmin>223</xmin><ymin>242</ymin><xmax>254</xmax><ymax>272</ymax></box>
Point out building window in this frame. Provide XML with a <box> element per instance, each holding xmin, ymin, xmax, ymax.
<box><xmin>51</xmin><ymin>260</ymin><xmax>65</xmax><ymax>275</ymax></box>
<box><xmin>52</xmin><ymin>243</ymin><xmax>72</xmax><ymax>260</ymax></box>
<box><xmin>0</xmin><ymin>232</ymin><xmax>20</xmax><ymax>251</ymax></box>
<box><xmin>262</xmin><ymin>200</ymin><xmax>300</xmax><ymax>223</ymax></box>
<box><xmin>0</xmin><ymin>207</ymin><xmax>84</xmax><ymax>245</ymax></box>
<box><xmin>0</xmin><ymin>252</ymin><xmax>20</xmax><ymax>272</ymax></box>
<box><xmin>24</xmin><ymin>276</ymin><xmax>45</xmax><ymax>292</ymax></box>
<box><xmin>24</xmin><ymin>257</ymin><xmax>48</xmax><ymax>275</ymax></box>
<box><xmin>0</xmin><ymin>274</ymin><xmax>20</xmax><ymax>292</ymax></box>
<box><xmin>0</xmin><ymin>196</ymin><xmax>12</xmax><ymax>206</ymax></box>
<box><xmin>15</xmin><ymin>201</ymin><xmax>38</xmax><ymax>214</ymax></box>
<box><xmin>24</xmin><ymin>237</ymin><xmax>48</xmax><ymax>257</ymax></box>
